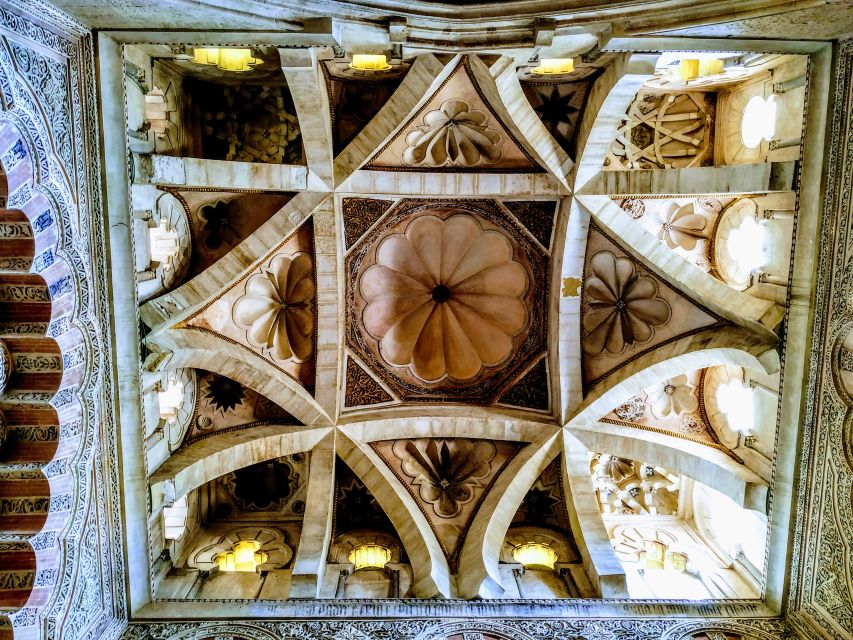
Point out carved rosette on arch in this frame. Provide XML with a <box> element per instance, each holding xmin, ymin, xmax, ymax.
<box><xmin>346</xmin><ymin>199</ymin><xmax>547</xmax><ymax>404</ymax></box>
<box><xmin>233</xmin><ymin>253</ymin><xmax>315</xmax><ymax>363</ymax></box>
<box><xmin>581</xmin><ymin>226</ymin><xmax>722</xmax><ymax>387</ymax></box>
<box><xmin>184</xmin><ymin>219</ymin><xmax>316</xmax><ymax>391</ymax></box>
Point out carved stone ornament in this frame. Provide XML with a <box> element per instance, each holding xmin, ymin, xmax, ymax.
<box><xmin>656</xmin><ymin>202</ymin><xmax>707</xmax><ymax>251</ymax></box>
<box><xmin>582</xmin><ymin>251</ymin><xmax>672</xmax><ymax>355</ymax></box>
<box><xmin>120</xmin><ymin>618</ymin><xmax>795</xmax><ymax>640</ymax></box>
<box><xmin>648</xmin><ymin>373</ymin><xmax>699</xmax><ymax>418</ymax></box>
<box><xmin>0</xmin><ymin>338</ymin><xmax>9</xmax><ymax>395</ymax></box>
<box><xmin>403</xmin><ymin>99</ymin><xmax>503</xmax><ymax>168</ymax></box>
<box><xmin>233</xmin><ymin>253</ymin><xmax>315</xmax><ymax>362</ymax></box>
<box><xmin>360</xmin><ymin>214</ymin><xmax>529</xmax><ymax>383</ymax></box>
<box><xmin>391</xmin><ymin>438</ymin><xmax>496</xmax><ymax>518</ymax></box>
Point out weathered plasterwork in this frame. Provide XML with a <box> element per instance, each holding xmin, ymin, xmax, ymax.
<box><xmin>787</xmin><ymin>37</ymin><xmax>853</xmax><ymax>640</ymax></box>
<box><xmin>119</xmin><ymin>617</ymin><xmax>795</xmax><ymax>640</ymax></box>
<box><xmin>0</xmin><ymin>1</ymin><xmax>126</xmax><ymax>639</ymax></box>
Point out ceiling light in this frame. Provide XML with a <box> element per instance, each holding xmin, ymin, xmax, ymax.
<box><xmin>532</xmin><ymin>58</ymin><xmax>574</xmax><ymax>75</ymax></box>
<box><xmin>699</xmin><ymin>58</ymin><xmax>725</xmax><ymax>76</ymax></box>
<box><xmin>350</xmin><ymin>54</ymin><xmax>391</xmax><ymax>71</ymax></box>
<box><xmin>348</xmin><ymin>544</ymin><xmax>391</xmax><ymax>570</ymax></box>
<box><xmin>149</xmin><ymin>218</ymin><xmax>180</xmax><ymax>269</ymax></box>
<box><xmin>192</xmin><ymin>48</ymin><xmax>262</xmax><ymax>72</ymax></box>
<box><xmin>156</xmin><ymin>376</ymin><xmax>184</xmax><ymax>423</ymax></box>
<box><xmin>192</xmin><ymin>47</ymin><xmax>220</xmax><ymax>66</ymax></box>
<box><xmin>678</xmin><ymin>59</ymin><xmax>700</xmax><ymax>81</ymax></box>
<box><xmin>716</xmin><ymin>378</ymin><xmax>756</xmax><ymax>433</ymax></box>
<box><xmin>512</xmin><ymin>542</ymin><xmax>558</xmax><ymax>570</ymax></box>
<box><xmin>215</xmin><ymin>540</ymin><xmax>268</xmax><ymax>572</ymax></box>
<box><xmin>741</xmin><ymin>95</ymin><xmax>777</xmax><ymax>148</ymax></box>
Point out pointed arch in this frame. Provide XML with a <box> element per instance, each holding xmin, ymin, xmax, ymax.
<box><xmin>456</xmin><ymin>433</ymin><xmax>562</xmax><ymax>599</ymax></box>
<box><xmin>570</xmin><ymin>333</ymin><xmax>779</xmax><ymax>427</ymax></box>
<box><xmin>145</xmin><ymin>330</ymin><xmax>331</xmax><ymax>426</ymax></box>
<box><xmin>576</xmin><ymin>194</ymin><xmax>781</xmax><ymax>333</ymax></box>
<box><xmin>139</xmin><ymin>190</ymin><xmax>331</xmax><ymax>329</ymax></box>
<box><xmin>570</xmin><ymin>421</ymin><xmax>767</xmax><ymax>511</ymax></box>
<box><xmin>572</xmin><ymin>68</ymin><xmax>652</xmax><ymax>193</ymax></box>
<box><xmin>336</xmin><ymin>428</ymin><xmax>453</xmax><ymax>598</ymax></box>
<box><xmin>149</xmin><ymin>425</ymin><xmax>331</xmax><ymax>511</ymax></box>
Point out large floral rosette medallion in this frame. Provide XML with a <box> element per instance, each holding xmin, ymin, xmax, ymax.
<box><xmin>233</xmin><ymin>253</ymin><xmax>315</xmax><ymax>363</ymax></box>
<box><xmin>582</xmin><ymin>251</ymin><xmax>671</xmax><ymax>356</ymax></box>
<box><xmin>358</xmin><ymin>213</ymin><xmax>530</xmax><ymax>385</ymax></box>
<box><xmin>392</xmin><ymin>438</ymin><xmax>497</xmax><ymax>519</ymax></box>
<box><xmin>403</xmin><ymin>99</ymin><xmax>503</xmax><ymax>168</ymax></box>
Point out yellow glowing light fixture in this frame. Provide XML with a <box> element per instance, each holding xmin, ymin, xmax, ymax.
<box><xmin>532</xmin><ymin>58</ymin><xmax>574</xmax><ymax>75</ymax></box>
<box><xmin>350</xmin><ymin>54</ymin><xmax>391</xmax><ymax>71</ymax></box>
<box><xmin>678</xmin><ymin>58</ymin><xmax>700</xmax><ymax>81</ymax></box>
<box><xmin>664</xmin><ymin>550</ymin><xmax>688</xmax><ymax>572</ymax></box>
<box><xmin>348</xmin><ymin>544</ymin><xmax>392</xmax><ymax>570</ymax></box>
<box><xmin>192</xmin><ymin>47</ymin><xmax>219</xmax><ymax>66</ymax></box>
<box><xmin>641</xmin><ymin>539</ymin><xmax>667</xmax><ymax>570</ymax></box>
<box><xmin>699</xmin><ymin>58</ymin><xmax>725</xmax><ymax>77</ymax></box>
<box><xmin>192</xmin><ymin>48</ymin><xmax>262</xmax><ymax>72</ymax></box>
<box><xmin>512</xmin><ymin>542</ymin><xmax>559</xmax><ymax>570</ymax></box>
<box><xmin>638</xmin><ymin>540</ymin><xmax>688</xmax><ymax>572</ymax></box>
<box><xmin>215</xmin><ymin>540</ymin><xmax>268</xmax><ymax>572</ymax></box>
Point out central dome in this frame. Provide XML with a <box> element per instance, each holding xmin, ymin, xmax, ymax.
<box><xmin>358</xmin><ymin>211</ymin><xmax>531</xmax><ymax>384</ymax></box>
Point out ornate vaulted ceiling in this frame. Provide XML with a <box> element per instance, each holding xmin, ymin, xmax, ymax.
<box><xmin>0</xmin><ymin>0</ymin><xmax>851</xmax><ymax>638</ymax></box>
<box><xmin>107</xmin><ymin>40</ymin><xmax>814</xmax><ymax>615</ymax></box>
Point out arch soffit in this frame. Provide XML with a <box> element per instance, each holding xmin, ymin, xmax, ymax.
<box><xmin>145</xmin><ymin>334</ymin><xmax>330</xmax><ymax>426</ymax></box>
<box><xmin>139</xmin><ymin>189</ymin><xmax>332</xmax><ymax>329</ymax></box>
<box><xmin>150</xmin><ymin>424</ymin><xmax>331</xmax><ymax>510</ymax></box>
<box><xmin>571</xmin><ymin>67</ymin><xmax>652</xmax><ymax>193</ymax></box>
<box><xmin>569</xmin><ymin>334</ymin><xmax>779</xmax><ymax>428</ymax></box>
<box><xmin>470</xmin><ymin>53</ymin><xmax>571</xmax><ymax>191</ymax></box>
<box><xmin>561</xmin><ymin>429</ymin><xmax>629</xmax><ymax>597</ymax></box>
<box><xmin>332</xmin><ymin>53</ymin><xmax>445</xmax><ymax>186</ymax></box>
<box><xmin>456</xmin><ymin>432</ymin><xmax>563</xmax><ymax>599</ymax></box>
<box><xmin>336</xmin><ymin>430</ymin><xmax>453</xmax><ymax>598</ymax></box>
<box><xmin>338</xmin><ymin>416</ymin><xmax>559</xmax><ymax>444</ymax></box>
<box><xmin>575</xmin><ymin>194</ymin><xmax>780</xmax><ymax>335</ymax></box>
<box><xmin>570</xmin><ymin>422</ymin><xmax>767</xmax><ymax>511</ymax></box>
